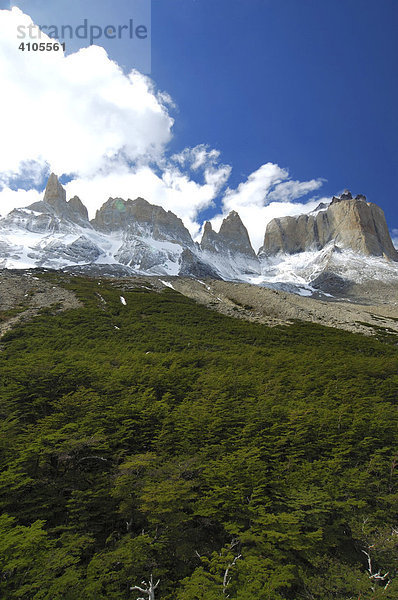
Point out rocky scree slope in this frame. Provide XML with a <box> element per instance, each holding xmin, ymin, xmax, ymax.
<box><xmin>2</xmin><ymin>271</ymin><xmax>398</xmax><ymax>342</ymax></box>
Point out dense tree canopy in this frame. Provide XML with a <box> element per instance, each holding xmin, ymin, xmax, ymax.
<box><xmin>0</xmin><ymin>273</ymin><xmax>398</xmax><ymax>599</ymax></box>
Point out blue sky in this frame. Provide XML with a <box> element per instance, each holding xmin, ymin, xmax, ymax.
<box><xmin>153</xmin><ymin>0</ymin><xmax>398</xmax><ymax>223</ymax></box>
<box><xmin>1</xmin><ymin>0</ymin><xmax>397</xmax><ymax>245</ymax></box>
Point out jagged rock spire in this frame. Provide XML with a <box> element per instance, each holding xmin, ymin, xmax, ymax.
<box><xmin>218</xmin><ymin>211</ymin><xmax>255</xmax><ymax>255</ymax></box>
<box><xmin>92</xmin><ymin>197</ymin><xmax>194</xmax><ymax>246</ymax></box>
<box><xmin>201</xmin><ymin>211</ymin><xmax>256</xmax><ymax>258</ymax></box>
<box><xmin>260</xmin><ymin>192</ymin><xmax>398</xmax><ymax>261</ymax></box>
<box><xmin>44</xmin><ymin>173</ymin><xmax>67</xmax><ymax>209</ymax></box>
<box><xmin>68</xmin><ymin>196</ymin><xmax>89</xmax><ymax>221</ymax></box>
<box><xmin>28</xmin><ymin>173</ymin><xmax>89</xmax><ymax>223</ymax></box>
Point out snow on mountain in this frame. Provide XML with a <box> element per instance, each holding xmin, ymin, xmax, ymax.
<box><xmin>252</xmin><ymin>244</ymin><xmax>398</xmax><ymax>294</ymax></box>
<box><xmin>1</xmin><ymin>174</ymin><xmax>398</xmax><ymax>298</ymax></box>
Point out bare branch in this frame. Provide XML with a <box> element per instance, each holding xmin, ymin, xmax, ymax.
<box><xmin>130</xmin><ymin>585</ymin><xmax>147</xmax><ymax>593</ymax></box>
<box><xmin>223</xmin><ymin>554</ymin><xmax>242</xmax><ymax>596</ymax></box>
<box><xmin>130</xmin><ymin>574</ymin><xmax>159</xmax><ymax>600</ymax></box>
<box><xmin>362</xmin><ymin>545</ymin><xmax>390</xmax><ymax>591</ymax></box>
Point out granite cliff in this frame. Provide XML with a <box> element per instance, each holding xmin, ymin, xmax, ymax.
<box><xmin>200</xmin><ymin>211</ymin><xmax>260</xmax><ymax>277</ymax></box>
<box><xmin>260</xmin><ymin>190</ymin><xmax>398</xmax><ymax>261</ymax></box>
<box><xmin>0</xmin><ymin>177</ymin><xmax>397</xmax><ymax>297</ymax></box>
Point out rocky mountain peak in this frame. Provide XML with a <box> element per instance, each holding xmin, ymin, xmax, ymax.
<box><xmin>68</xmin><ymin>196</ymin><xmax>89</xmax><ymax>221</ymax></box>
<box><xmin>261</xmin><ymin>191</ymin><xmax>398</xmax><ymax>261</ymax></box>
<box><xmin>200</xmin><ymin>221</ymin><xmax>219</xmax><ymax>251</ymax></box>
<box><xmin>313</xmin><ymin>201</ymin><xmax>329</xmax><ymax>212</ymax></box>
<box><xmin>341</xmin><ymin>189</ymin><xmax>353</xmax><ymax>200</ymax></box>
<box><xmin>26</xmin><ymin>173</ymin><xmax>68</xmax><ymax>219</ymax></box>
<box><xmin>219</xmin><ymin>211</ymin><xmax>256</xmax><ymax>257</ymax></box>
<box><xmin>201</xmin><ymin>211</ymin><xmax>256</xmax><ymax>259</ymax></box>
<box><xmin>224</xmin><ymin>210</ymin><xmax>239</xmax><ymax>220</ymax></box>
<box><xmin>331</xmin><ymin>190</ymin><xmax>352</xmax><ymax>205</ymax></box>
<box><xmin>92</xmin><ymin>196</ymin><xmax>194</xmax><ymax>246</ymax></box>
<box><xmin>43</xmin><ymin>173</ymin><xmax>67</xmax><ymax>207</ymax></box>
<box><xmin>26</xmin><ymin>174</ymin><xmax>89</xmax><ymax>225</ymax></box>
<box><xmin>330</xmin><ymin>190</ymin><xmax>367</xmax><ymax>206</ymax></box>
<box><xmin>133</xmin><ymin>196</ymin><xmax>152</xmax><ymax>207</ymax></box>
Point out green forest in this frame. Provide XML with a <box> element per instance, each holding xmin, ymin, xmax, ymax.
<box><xmin>1</xmin><ymin>273</ymin><xmax>398</xmax><ymax>599</ymax></box>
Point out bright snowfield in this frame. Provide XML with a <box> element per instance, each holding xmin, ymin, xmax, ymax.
<box><xmin>1</xmin><ymin>202</ymin><xmax>398</xmax><ymax>298</ymax></box>
<box><xmin>0</xmin><ymin>208</ymin><xmax>184</xmax><ymax>275</ymax></box>
<box><xmin>247</xmin><ymin>246</ymin><xmax>398</xmax><ymax>294</ymax></box>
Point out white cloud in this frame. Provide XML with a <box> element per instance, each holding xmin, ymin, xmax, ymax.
<box><xmin>172</xmin><ymin>145</ymin><xmax>221</xmax><ymax>171</ymax></box>
<box><xmin>0</xmin><ymin>7</ymin><xmax>173</xmax><ymax>181</ymax></box>
<box><xmin>170</xmin><ymin>145</ymin><xmax>231</xmax><ymax>195</ymax></box>
<box><xmin>63</xmin><ymin>164</ymin><xmax>222</xmax><ymax>238</ymax></box>
<box><xmin>0</xmin><ymin>8</ymin><xmax>327</xmax><ymax>251</ymax></box>
<box><xmin>392</xmin><ymin>229</ymin><xmax>398</xmax><ymax>250</ymax></box>
<box><xmin>267</xmin><ymin>178</ymin><xmax>324</xmax><ymax>203</ymax></box>
<box><xmin>0</xmin><ymin>8</ymin><xmax>233</xmax><ymax>235</ymax></box>
<box><xmin>212</xmin><ymin>163</ymin><xmax>325</xmax><ymax>251</ymax></box>
<box><xmin>0</xmin><ymin>187</ymin><xmax>41</xmax><ymax>217</ymax></box>
<box><xmin>223</xmin><ymin>163</ymin><xmax>288</xmax><ymax>210</ymax></box>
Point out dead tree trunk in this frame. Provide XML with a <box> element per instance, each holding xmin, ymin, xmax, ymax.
<box><xmin>130</xmin><ymin>574</ymin><xmax>160</xmax><ymax>600</ymax></box>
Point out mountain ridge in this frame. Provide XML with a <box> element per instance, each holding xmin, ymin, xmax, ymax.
<box><xmin>260</xmin><ymin>189</ymin><xmax>398</xmax><ymax>261</ymax></box>
<box><xmin>0</xmin><ymin>174</ymin><xmax>397</xmax><ymax>298</ymax></box>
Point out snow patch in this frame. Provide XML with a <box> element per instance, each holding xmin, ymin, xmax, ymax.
<box><xmin>297</xmin><ymin>288</ymin><xmax>312</xmax><ymax>297</ymax></box>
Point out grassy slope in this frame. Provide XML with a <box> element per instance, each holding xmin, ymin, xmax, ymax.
<box><xmin>0</xmin><ymin>273</ymin><xmax>398</xmax><ymax>599</ymax></box>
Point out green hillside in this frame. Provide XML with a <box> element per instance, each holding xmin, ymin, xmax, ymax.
<box><xmin>1</xmin><ymin>274</ymin><xmax>398</xmax><ymax>599</ymax></box>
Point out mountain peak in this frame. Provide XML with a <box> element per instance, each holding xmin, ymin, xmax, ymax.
<box><xmin>261</xmin><ymin>192</ymin><xmax>398</xmax><ymax>261</ymax></box>
<box><xmin>218</xmin><ymin>211</ymin><xmax>256</xmax><ymax>256</ymax></box>
<box><xmin>92</xmin><ymin>196</ymin><xmax>194</xmax><ymax>246</ymax></box>
<box><xmin>330</xmin><ymin>191</ymin><xmax>366</xmax><ymax>205</ymax></box>
<box><xmin>225</xmin><ymin>210</ymin><xmax>240</xmax><ymax>219</ymax></box>
<box><xmin>43</xmin><ymin>173</ymin><xmax>67</xmax><ymax>208</ymax></box>
<box><xmin>201</xmin><ymin>210</ymin><xmax>257</xmax><ymax>260</ymax></box>
<box><xmin>68</xmin><ymin>196</ymin><xmax>89</xmax><ymax>221</ymax></box>
<box><xmin>25</xmin><ymin>174</ymin><xmax>89</xmax><ymax>225</ymax></box>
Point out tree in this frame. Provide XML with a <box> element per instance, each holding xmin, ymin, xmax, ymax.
<box><xmin>131</xmin><ymin>574</ymin><xmax>160</xmax><ymax>600</ymax></box>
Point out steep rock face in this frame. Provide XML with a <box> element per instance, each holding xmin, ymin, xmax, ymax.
<box><xmin>200</xmin><ymin>211</ymin><xmax>260</xmax><ymax>278</ymax></box>
<box><xmin>260</xmin><ymin>192</ymin><xmax>398</xmax><ymax>261</ymax></box>
<box><xmin>27</xmin><ymin>174</ymin><xmax>89</xmax><ymax>226</ymax></box>
<box><xmin>1</xmin><ymin>174</ymin><xmax>398</xmax><ymax>294</ymax></box>
<box><xmin>43</xmin><ymin>172</ymin><xmax>67</xmax><ymax>208</ymax></box>
<box><xmin>92</xmin><ymin>197</ymin><xmax>193</xmax><ymax>246</ymax></box>
<box><xmin>0</xmin><ymin>209</ymin><xmax>62</xmax><ymax>234</ymax></box>
<box><xmin>28</xmin><ymin>172</ymin><xmax>70</xmax><ymax>219</ymax></box>
<box><xmin>32</xmin><ymin>236</ymin><xmax>103</xmax><ymax>266</ymax></box>
<box><xmin>201</xmin><ymin>211</ymin><xmax>256</xmax><ymax>258</ymax></box>
<box><xmin>178</xmin><ymin>248</ymin><xmax>221</xmax><ymax>279</ymax></box>
<box><xmin>68</xmin><ymin>196</ymin><xmax>89</xmax><ymax>221</ymax></box>
<box><xmin>200</xmin><ymin>221</ymin><xmax>219</xmax><ymax>252</ymax></box>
